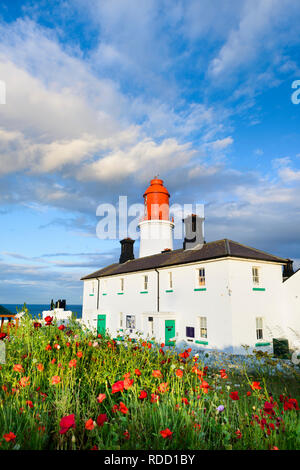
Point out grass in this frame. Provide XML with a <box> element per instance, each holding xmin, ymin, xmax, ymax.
<box><xmin>0</xmin><ymin>311</ymin><xmax>299</xmax><ymax>450</ymax></box>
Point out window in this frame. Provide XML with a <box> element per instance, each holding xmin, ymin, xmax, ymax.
<box><xmin>120</xmin><ymin>278</ymin><xmax>124</xmax><ymax>292</ymax></box>
<box><xmin>143</xmin><ymin>275</ymin><xmax>148</xmax><ymax>291</ymax></box>
<box><xmin>252</xmin><ymin>267</ymin><xmax>260</xmax><ymax>286</ymax></box>
<box><xmin>198</xmin><ymin>268</ymin><xmax>206</xmax><ymax>287</ymax></box>
<box><xmin>186</xmin><ymin>326</ymin><xmax>195</xmax><ymax>338</ymax></box>
<box><xmin>168</xmin><ymin>272</ymin><xmax>173</xmax><ymax>289</ymax></box>
<box><xmin>256</xmin><ymin>317</ymin><xmax>263</xmax><ymax>340</ymax></box>
<box><xmin>148</xmin><ymin>316</ymin><xmax>154</xmax><ymax>336</ymax></box>
<box><xmin>200</xmin><ymin>317</ymin><xmax>207</xmax><ymax>338</ymax></box>
<box><xmin>126</xmin><ymin>315</ymin><xmax>136</xmax><ymax>329</ymax></box>
<box><xmin>119</xmin><ymin>313</ymin><xmax>123</xmax><ymax>328</ymax></box>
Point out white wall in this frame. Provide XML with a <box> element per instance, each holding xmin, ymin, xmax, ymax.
<box><xmin>282</xmin><ymin>270</ymin><xmax>300</xmax><ymax>349</ymax></box>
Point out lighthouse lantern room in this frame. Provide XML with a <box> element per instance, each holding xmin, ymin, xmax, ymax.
<box><xmin>138</xmin><ymin>178</ymin><xmax>174</xmax><ymax>258</ymax></box>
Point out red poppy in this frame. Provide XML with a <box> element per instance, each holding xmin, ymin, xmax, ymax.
<box><xmin>135</xmin><ymin>369</ymin><xmax>141</xmax><ymax>376</ymax></box>
<box><xmin>77</xmin><ymin>351</ymin><xmax>83</xmax><ymax>358</ymax></box>
<box><xmin>58</xmin><ymin>325</ymin><xmax>65</xmax><ymax>331</ymax></box>
<box><xmin>51</xmin><ymin>375</ymin><xmax>61</xmax><ymax>385</ymax></box>
<box><xmin>97</xmin><ymin>393</ymin><xmax>106</xmax><ymax>403</ymax></box>
<box><xmin>59</xmin><ymin>414</ymin><xmax>76</xmax><ymax>434</ymax></box>
<box><xmin>151</xmin><ymin>393</ymin><xmax>160</xmax><ymax>403</ymax></box>
<box><xmin>33</xmin><ymin>322</ymin><xmax>42</xmax><ymax>329</ymax></box>
<box><xmin>0</xmin><ymin>333</ymin><xmax>7</xmax><ymax>340</ymax></box>
<box><xmin>160</xmin><ymin>428</ymin><xmax>173</xmax><ymax>439</ymax></box>
<box><xmin>251</xmin><ymin>382</ymin><xmax>262</xmax><ymax>390</ymax></box>
<box><xmin>26</xmin><ymin>400</ymin><xmax>34</xmax><ymax>408</ymax></box>
<box><xmin>283</xmin><ymin>398</ymin><xmax>299</xmax><ymax>411</ymax></box>
<box><xmin>229</xmin><ymin>391</ymin><xmax>239</xmax><ymax>401</ymax></box>
<box><xmin>85</xmin><ymin>419</ymin><xmax>95</xmax><ymax>430</ymax></box>
<box><xmin>264</xmin><ymin>401</ymin><xmax>275</xmax><ymax>415</ymax></box>
<box><xmin>139</xmin><ymin>390</ymin><xmax>147</xmax><ymax>400</ymax></box>
<box><xmin>19</xmin><ymin>376</ymin><xmax>30</xmax><ymax>388</ymax></box>
<box><xmin>124</xmin><ymin>377</ymin><xmax>134</xmax><ymax>390</ymax></box>
<box><xmin>37</xmin><ymin>363</ymin><xmax>44</xmax><ymax>371</ymax></box>
<box><xmin>112</xmin><ymin>380</ymin><xmax>124</xmax><ymax>394</ymax></box>
<box><xmin>123</xmin><ymin>431</ymin><xmax>130</xmax><ymax>440</ymax></box>
<box><xmin>45</xmin><ymin>344</ymin><xmax>52</xmax><ymax>351</ymax></box>
<box><xmin>96</xmin><ymin>413</ymin><xmax>108</xmax><ymax>426</ymax></box>
<box><xmin>152</xmin><ymin>370</ymin><xmax>162</xmax><ymax>378</ymax></box>
<box><xmin>220</xmin><ymin>369</ymin><xmax>228</xmax><ymax>379</ymax></box>
<box><xmin>235</xmin><ymin>429</ymin><xmax>242</xmax><ymax>439</ymax></box>
<box><xmin>13</xmin><ymin>364</ymin><xmax>24</xmax><ymax>373</ymax></box>
<box><xmin>3</xmin><ymin>432</ymin><xmax>16</xmax><ymax>442</ymax></box>
<box><xmin>119</xmin><ymin>402</ymin><xmax>129</xmax><ymax>414</ymax></box>
<box><xmin>158</xmin><ymin>382</ymin><xmax>169</xmax><ymax>393</ymax></box>
<box><xmin>175</xmin><ymin>369</ymin><xmax>183</xmax><ymax>378</ymax></box>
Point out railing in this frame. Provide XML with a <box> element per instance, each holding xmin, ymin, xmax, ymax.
<box><xmin>0</xmin><ymin>315</ymin><xmax>19</xmax><ymax>335</ymax></box>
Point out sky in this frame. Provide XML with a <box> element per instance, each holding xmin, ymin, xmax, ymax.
<box><xmin>0</xmin><ymin>0</ymin><xmax>300</xmax><ymax>304</ymax></box>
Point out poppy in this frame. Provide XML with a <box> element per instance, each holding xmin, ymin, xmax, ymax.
<box><xmin>119</xmin><ymin>402</ymin><xmax>129</xmax><ymax>414</ymax></box>
<box><xmin>135</xmin><ymin>369</ymin><xmax>141</xmax><ymax>376</ymax></box>
<box><xmin>58</xmin><ymin>325</ymin><xmax>65</xmax><ymax>331</ymax></box>
<box><xmin>3</xmin><ymin>432</ymin><xmax>16</xmax><ymax>442</ymax></box>
<box><xmin>160</xmin><ymin>428</ymin><xmax>173</xmax><ymax>439</ymax></box>
<box><xmin>96</xmin><ymin>414</ymin><xmax>108</xmax><ymax>426</ymax></box>
<box><xmin>139</xmin><ymin>390</ymin><xmax>147</xmax><ymax>400</ymax></box>
<box><xmin>124</xmin><ymin>377</ymin><xmax>134</xmax><ymax>390</ymax></box>
<box><xmin>97</xmin><ymin>393</ymin><xmax>106</xmax><ymax>403</ymax></box>
<box><xmin>175</xmin><ymin>369</ymin><xmax>183</xmax><ymax>378</ymax></box>
<box><xmin>152</xmin><ymin>370</ymin><xmax>162</xmax><ymax>378</ymax></box>
<box><xmin>37</xmin><ymin>363</ymin><xmax>44</xmax><ymax>371</ymax></box>
<box><xmin>59</xmin><ymin>414</ymin><xmax>76</xmax><ymax>434</ymax></box>
<box><xmin>51</xmin><ymin>375</ymin><xmax>61</xmax><ymax>385</ymax></box>
<box><xmin>229</xmin><ymin>391</ymin><xmax>239</xmax><ymax>401</ymax></box>
<box><xmin>112</xmin><ymin>380</ymin><xmax>124</xmax><ymax>394</ymax></box>
<box><xmin>251</xmin><ymin>382</ymin><xmax>262</xmax><ymax>390</ymax></box>
<box><xmin>19</xmin><ymin>376</ymin><xmax>30</xmax><ymax>388</ymax></box>
<box><xmin>13</xmin><ymin>364</ymin><xmax>24</xmax><ymax>373</ymax></box>
<box><xmin>85</xmin><ymin>419</ymin><xmax>95</xmax><ymax>430</ymax></box>
<box><xmin>123</xmin><ymin>431</ymin><xmax>130</xmax><ymax>440</ymax></box>
<box><xmin>77</xmin><ymin>351</ymin><xmax>83</xmax><ymax>358</ymax></box>
<box><xmin>158</xmin><ymin>382</ymin><xmax>169</xmax><ymax>393</ymax></box>
<box><xmin>69</xmin><ymin>359</ymin><xmax>77</xmax><ymax>368</ymax></box>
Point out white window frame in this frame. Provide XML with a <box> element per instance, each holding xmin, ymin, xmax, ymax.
<box><xmin>252</xmin><ymin>267</ymin><xmax>260</xmax><ymax>286</ymax></box>
<box><xmin>197</xmin><ymin>268</ymin><xmax>206</xmax><ymax>287</ymax></box>
<box><xmin>126</xmin><ymin>315</ymin><xmax>136</xmax><ymax>329</ymax></box>
<box><xmin>256</xmin><ymin>317</ymin><xmax>263</xmax><ymax>340</ymax></box>
<box><xmin>143</xmin><ymin>275</ymin><xmax>148</xmax><ymax>291</ymax></box>
<box><xmin>168</xmin><ymin>271</ymin><xmax>173</xmax><ymax>289</ymax></box>
<box><xmin>199</xmin><ymin>316</ymin><xmax>207</xmax><ymax>339</ymax></box>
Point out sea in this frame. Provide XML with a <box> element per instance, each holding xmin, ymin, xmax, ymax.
<box><xmin>2</xmin><ymin>304</ymin><xmax>82</xmax><ymax>319</ymax></box>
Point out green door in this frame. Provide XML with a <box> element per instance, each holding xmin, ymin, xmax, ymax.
<box><xmin>165</xmin><ymin>319</ymin><xmax>175</xmax><ymax>346</ymax></box>
<box><xmin>97</xmin><ymin>314</ymin><xmax>106</xmax><ymax>336</ymax></box>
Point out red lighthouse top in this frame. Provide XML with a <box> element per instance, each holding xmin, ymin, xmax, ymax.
<box><xmin>143</xmin><ymin>178</ymin><xmax>170</xmax><ymax>221</ymax></box>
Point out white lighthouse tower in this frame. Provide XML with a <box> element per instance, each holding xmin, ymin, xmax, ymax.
<box><xmin>138</xmin><ymin>178</ymin><xmax>174</xmax><ymax>258</ymax></box>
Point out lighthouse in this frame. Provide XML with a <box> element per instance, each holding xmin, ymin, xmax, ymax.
<box><xmin>138</xmin><ymin>178</ymin><xmax>174</xmax><ymax>258</ymax></box>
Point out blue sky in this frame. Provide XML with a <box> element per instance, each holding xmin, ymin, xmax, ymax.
<box><xmin>0</xmin><ymin>0</ymin><xmax>300</xmax><ymax>304</ymax></box>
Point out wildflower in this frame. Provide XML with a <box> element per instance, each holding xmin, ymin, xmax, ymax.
<box><xmin>0</xmin><ymin>332</ymin><xmax>7</xmax><ymax>340</ymax></box>
<box><xmin>97</xmin><ymin>393</ymin><xmax>106</xmax><ymax>403</ymax></box>
<box><xmin>54</xmin><ymin>344</ymin><xmax>60</xmax><ymax>350</ymax></box>
<box><xmin>139</xmin><ymin>390</ymin><xmax>147</xmax><ymax>400</ymax></box>
<box><xmin>160</xmin><ymin>428</ymin><xmax>173</xmax><ymax>439</ymax></box>
<box><xmin>59</xmin><ymin>414</ymin><xmax>76</xmax><ymax>434</ymax></box>
<box><xmin>283</xmin><ymin>398</ymin><xmax>299</xmax><ymax>411</ymax></box>
<box><xmin>158</xmin><ymin>382</ymin><xmax>169</xmax><ymax>393</ymax></box>
<box><xmin>123</xmin><ymin>431</ymin><xmax>130</xmax><ymax>440</ymax></box>
<box><xmin>124</xmin><ymin>377</ymin><xmax>134</xmax><ymax>390</ymax></box>
<box><xmin>69</xmin><ymin>359</ymin><xmax>77</xmax><ymax>368</ymax></box>
<box><xmin>51</xmin><ymin>375</ymin><xmax>61</xmax><ymax>385</ymax></box>
<box><xmin>58</xmin><ymin>325</ymin><xmax>65</xmax><ymax>331</ymax></box>
<box><xmin>230</xmin><ymin>391</ymin><xmax>239</xmax><ymax>401</ymax></box>
<box><xmin>77</xmin><ymin>351</ymin><xmax>83</xmax><ymax>358</ymax></box>
<box><xmin>112</xmin><ymin>380</ymin><xmax>124</xmax><ymax>394</ymax></box>
<box><xmin>45</xmin><ymin>344</ymin><xmax>52</xmax><ymax>351</ymax></box>
<box><xmin>119</xmin><ymin>402</ymin><xmax>129</xmax><ymax>414</ymax></box>
<box><xmin>217</xmin><ymin>405</ymin><xmax>225</xmax><ymax>413</ymax></box>
<box><xmin>264</xmin><ymin>401</ymin><xmax>275</xmax><ymax>415</ymax></box>
<box><xmin>19</xmin><ymin>376</ymin><xmax>30</xmax><ymax>388</ymax></box>
<box><xmin>235</xmin><ymin>429</ymin><xmax>242</xmax><ymax>439</ymax></box>
<box><xmin>96</xmin><ymin>414</ymin><xmax>108</xmax><ymax>426</ymax></box>
<box><xmin>175</xmin><ymin>369</ymin><xmax>183</xmax><ymax>378</ymax></box>
<box><xmin>251</xmin><ymin>382</ymin><xmax>262</xmax><ymax>391</ymax></box>
<box><xmin>91</xmin><ymin>445</ymin><xmax>99</xmax><ymax>450</ymax></box>
<box><xmin>33</xmin><ymin>322</ymin><xmax>42</xmax><ymax>329</ymax></box>
<box><xmin>135</xmin><ymin>369</ymin><xmax>141</xmax><ymax>376</ymax></box>
<box><xmin>44</xmin><ymin>316</ymin><xmax>53</xmax><ymax>326</ymax></box>
<box><xmin>271</xmin><ymin>446</ymin><xmax>279</xmax><ymax>450</ymax></box>
<box><xmin>37</xmin><ymin>363</ymin><xmax>44</xmax><ymax>371</ymax></box>
<box><xmin>3</xmin><ymin>432</ymin><xmax>16</xmax><ymax>442</ymax></box>
<box><xmin>182</xmin><ymin>397</ymin><xmax>189</xmax><ymax>405</ymax></box>
<box><xmin>247</xmin><ymin>391</ymin><xmax>252</xmax><ymax>397</ymax></box>
<box><xmin>85</xmin><ymin>419</ymin><xmax>95</xmax><ymax>430</ymax></box>
<box><xmin>51</xmin><ymin>358</ymin><xmax>56</xmax><ymax>364</ymax></box>
<box><xmin>152</xmin><ymin>370</ymin><xmax>162</xmax><ymax>378</ymax></box>
<box><xmin>151</xmin><ymin>393</ymin><xmax>160</xmax><ymax>403</ymax></box>
<box><xmin>220</xmin><ymin>369</ymin><xmax>228</xmax><ymax>379</ymax></box>
<box><xmin>26</xmin><ymin>400</ymin><xmax>34</xmax><ymax>408</ymax></box>
<box><xmin>13</xmin><ymin>364</ymin><xmax>24</xmax><ymax>373</ymax></box>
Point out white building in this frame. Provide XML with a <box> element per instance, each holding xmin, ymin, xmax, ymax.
<box><xmin>81</xmin><ymin>178</ymin><xmax>300</xmax><ymax>354</ymax></box>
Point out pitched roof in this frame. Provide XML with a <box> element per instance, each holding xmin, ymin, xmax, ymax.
<box><xmin>81</xmin><ymin>239</ymin><xmax>288</xmax><ymax>280</ymax></box>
